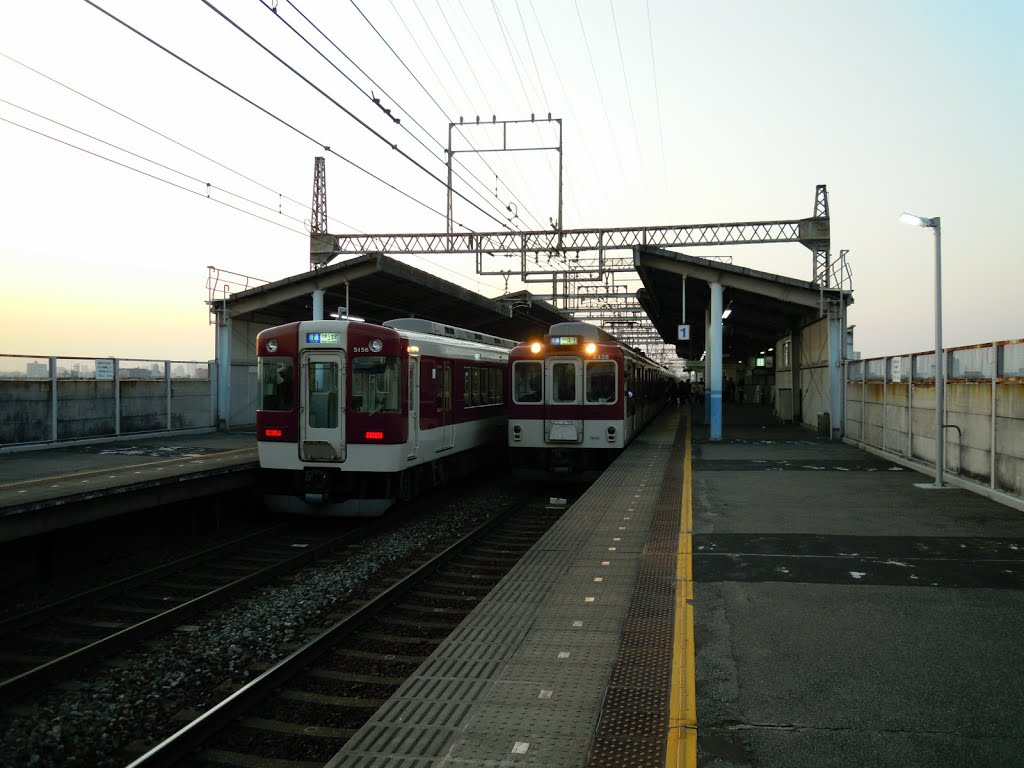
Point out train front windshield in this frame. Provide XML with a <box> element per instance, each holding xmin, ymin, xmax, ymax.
<box><xmin>513</xmin><ymin>361</ymin><xmax>542</xmax><ymax>403</ymax></box>
<box><xmin>259</xmin><ymin>358</ymin><xmax>295</xmax><ymax>411</ymax></box>
<box><xmin>586</xmin><ymin>361</ymin><xmax>617</xmax><ymax>403</ymax></box>
<box><xmin>350</xmin><ymin>356</ymin><xmax>401</xmax><ymax>414</ymax></box>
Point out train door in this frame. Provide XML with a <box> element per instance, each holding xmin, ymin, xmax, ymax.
<box><xmin>440</xmin><ymin>361</ymin><xmax>454</xmax><ymax>450</ymax></box>
<box><xmin>407</xmin><ymin>356</ymin><xmax>419</xmax><ymax>459</ymax></box>
<box><xmin>299</xmin><ymin>351</ymin><xmax>346</xmax><ymax>462</ymax></box>
<box><xmin>544</xmin><ymin>356</ymin><xmax>584</xmax><ymax>443</ymax></box>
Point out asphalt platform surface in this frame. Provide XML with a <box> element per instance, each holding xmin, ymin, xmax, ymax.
<box><xmin>690</xmin><ymin>404</ymin><xmax>1024</xmax><ymax>767</ymax></box>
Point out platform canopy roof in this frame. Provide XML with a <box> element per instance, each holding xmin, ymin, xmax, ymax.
<box><xmin>217</xmin><ymin>253</ymin><xmax>569</xmax><ymax>343</ymax></box>
<box><xmin>634</xmin><ymin>246</ymin><xmax>852</xmax><ymax>362</ymax></box>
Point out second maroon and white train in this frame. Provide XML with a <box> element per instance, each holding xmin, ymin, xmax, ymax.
<box><xmin>507</xmin><ymin>321</ymin><xmax>673</xmax><ymax>471</ymax></box>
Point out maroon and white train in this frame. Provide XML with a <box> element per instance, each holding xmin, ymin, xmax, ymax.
<box><xmin>507</xmin><ymin>321</ymin><xmax>674</xmax><ymax>471</ymax></box>
<box><xmin>256</xmin><ymin>318</ymin><xmax>514</xmax><ymax>515</ymax></box>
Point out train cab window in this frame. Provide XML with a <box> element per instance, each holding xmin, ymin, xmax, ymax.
<box><xmin>513</xmin><ymin>361</ymin><xmax>542</xmax><ymax>404</ymax></box>
<box><xmin>258</xmin><ymin>358</ymin><xmax>294</xmax><ymax>411</ymax></box>
<box><xmin>551</xmin><ymin>362</ymin><xmax>577</xmax><ymax>404</ymax></box>
<box><xmin>306</xmin><ymin>361</ymin><xmax>338</xmax><ymax>428</ymax></box>
<box><xmin>350</xmin><ymin>356</ymin><xmax>401</xmax><ymax>414</ymax></box>
<box><xmin>586</xmin><ymin>361</ymin><xmax>617</xmax><ymax>404</ymax></box>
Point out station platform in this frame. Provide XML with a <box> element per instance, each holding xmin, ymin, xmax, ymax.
<box><xmin>0</xmin><ymin>431</ymin><xmax>257</xmax><ymax>543</ymax></box>
<box><xmin>324</xmin><ymin>404</ymin><xmax>1024</xmax><ymax>768</ymax></box>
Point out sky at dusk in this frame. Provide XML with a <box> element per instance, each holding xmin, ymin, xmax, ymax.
<box><xmin>1</xmin><ymin>0</ymin><xmax>1021</xmax><ymax>363</ymax></box>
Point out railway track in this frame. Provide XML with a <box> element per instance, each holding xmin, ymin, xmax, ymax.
<box><xmin>125</xmin><ymin>493</ymin><xmax>567</xmax><ymax>767</ymax></box>
<box><xmin>0</xmin><ymin>522</ymin><xmax>367</xmax><ymax>706</ymax></box>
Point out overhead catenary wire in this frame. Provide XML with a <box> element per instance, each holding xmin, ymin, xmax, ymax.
<box><xmin>514</xmin><ymin>0</ymin><xmax>550</xmax><ymax>112</ymax></box>
<box><xmin>81</xmin><ymin>0</ymin><xmax>474</xmax><ymax>230</ymax></box>
<box><xmin>0</xmin><ymin>114</ymin><xmax>309</xmax><ymax>237</ymax></box>
<box><xmin>645</xmin><ymin>0</ymin><xmax>670</xmax><ymax>206</ymax></box>
<box><xmin>609</xmin><ymin>0</ymin><xmax>643</xmax><ymax>166</ymax></box>
<box><xmin>0</xmin><ymin>96</ymin><xmax>312</xmax><ymax>227</ymax></box>
<box><xmin>431</xmin><ymin>0</ymin><xmax>493</xmax><ymax>116</ymax></box>
<box><xmin>388</xmin><ymin>0</ymin><xmax>537</xmax><ymax>231</ymax></box>
<box><xmin>383</xmin><ymin>2</ymin><xmax>545</xmax><ymax>232</ymax></box>
<box><xmin>348</xmin><ymin>0</ymin><xmax>545</xmax><ymax>233</ymax></box>
<box><xmin>399</xmin><ymin>0</ymin><xmax>547</xmax><ymax>232</ymax></box>
<box><xmin>525</xmin><ymin>0</ymin><xmax>606</xmax><ymax>219</ymax></box>
<box><xmin>260</xmin><ymin>1</ymin><xmax>518</xmax><ymax>232</ymax></box>
<box><xmin>573</xmin><ymin>0</ymin><xmax>628</xmax><ymax>186</ymax></box>
<box><xmin>198</xmin><ymin>0</ymin><xmax>512</xmax><ymax>232</ymax></box>
<box><xmin>0</xmin><ymin>48</ymin><xmax>362</xmax><ymax>234</ymax></box>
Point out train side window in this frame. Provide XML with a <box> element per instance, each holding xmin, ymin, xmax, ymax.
<box><xmin>586</xmin><ymin>361</ymin><xmax>617</xmax><ymax>404</ymax></box>
<box><xmin>258</xmin><ymin>358</ymin><xmax>294</xmax><ymax>411</ymax></box>
<box><xmin>551</xmin><ymin>362</ymin><xmax>577</xmax><ymax>404</ymax></box>
<box><xmin>471</xmin><ymin>367</ymin><xmax>481</xmax><ymax>407</ymax></box>
<box><xmin>513</xmin><ymin>361</ymin><xmax>542</xmax><ymax>404</ymax></box>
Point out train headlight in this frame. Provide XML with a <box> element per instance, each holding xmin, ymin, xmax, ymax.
<box><xmin>585</xmin><ymin>342</ymin><xmax>597</xmax><ymax>355</ymax></box>
<box><xmin>530</xmin><ymin>342</ymin><xmax>542</xmax><ymax>354</ymax></box>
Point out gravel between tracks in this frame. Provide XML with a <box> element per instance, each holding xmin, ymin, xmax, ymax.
<box><xmin>0</xmin><ymin>489</ymin><xmax>508</xmax><ymax>768</ymax></box>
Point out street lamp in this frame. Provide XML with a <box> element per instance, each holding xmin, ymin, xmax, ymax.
<box><xmin>900</xmin><ymin>211</ymin><xmax>945</xmax><ymax>488</ymax></box>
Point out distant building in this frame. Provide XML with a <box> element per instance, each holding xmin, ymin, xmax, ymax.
<box><xmin>26</xmin><ymin>362</ymin><xmax>48</xmax><ymax>378</ymax></box>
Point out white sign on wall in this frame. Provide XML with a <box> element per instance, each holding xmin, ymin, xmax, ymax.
<box><xmin>891</xmin><ymin>357</ymin><xmax>902</xmax><ymax>383</ymax></box>
<box><xmin>95</xmin><ymin>359</ymin><xmax>114</xmax><ymax>381</ymax></box>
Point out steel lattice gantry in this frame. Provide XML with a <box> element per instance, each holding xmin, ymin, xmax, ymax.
<box><xmin>311</xmin><ymin>185</ymin><xmax>832</xmax><ymax>360</ymax></box>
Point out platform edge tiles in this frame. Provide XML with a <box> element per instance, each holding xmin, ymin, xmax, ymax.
<box><xmin>324</xmin><ymin>407</ymin><xmax>691</xmax><ymax>768</ymax></box>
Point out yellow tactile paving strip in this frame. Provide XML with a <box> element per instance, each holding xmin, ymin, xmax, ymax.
<box><xmin>666</xmin><ymin>412</ymin><xmax>697</xmax><ymax>767</ymax></box>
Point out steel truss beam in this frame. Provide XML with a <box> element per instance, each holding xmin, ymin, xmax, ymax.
<box><xmin>321</xmin><ymin>218</ymin><xmax>822</xmax><ymax>262</ymax></box>
<box><xmin>313</xmin><ymin>185</ymin><xmax>833</xmax><ymax>360</ymax></box>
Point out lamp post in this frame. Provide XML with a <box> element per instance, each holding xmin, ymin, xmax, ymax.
<box><xmin>900</xmin><ymin>212</ymin><xmax>944</xmax><ymax>488</ymax></box>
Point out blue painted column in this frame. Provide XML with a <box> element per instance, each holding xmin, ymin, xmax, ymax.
<box><xmin>709</xmin><ymin>282</ymin><xmax>723</xmax><ymax>440</ymax></box>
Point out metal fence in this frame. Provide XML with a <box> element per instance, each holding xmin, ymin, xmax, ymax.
<box><xmin>844</xmin><ymin>339</ymin><xmax>1024</xmax><ymax>501</ymax></box>
<box><xmin>0</xmin><ymin>354</ymin><xmax>215</xmax><ymax>447</ymax></box>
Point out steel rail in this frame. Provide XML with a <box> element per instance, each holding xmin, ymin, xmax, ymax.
<box><xmin>124</xmin><ymin>504</ymin><xmax>515</xmax><ymax>768</ymax></box>
<box><xmin>0</xmin><ymin>523</ymin><xmax>371</xmax><ymax>705</ymax></box>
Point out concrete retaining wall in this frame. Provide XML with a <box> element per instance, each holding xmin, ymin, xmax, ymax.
<box><xmin>845</xmin><ymin>345</ymin><xmax>1024</xmax><ymax>501</ymax></box>
<box><xmin>0</xmin><ymin>368</ymin><xmax>214</xmax><ymax>447</ymax></box>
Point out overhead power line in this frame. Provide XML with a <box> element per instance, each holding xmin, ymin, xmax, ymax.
<box><xmin>574</xmin><ymin>0</ymin><xmax>627</xmax><ymax>186</ymax></box>
<box><xmin>0</xmin><ymin>97</ymin><xmax>312</xmax><ymax>227</ymax></box>
<box><xmin>199</xmin><ymin>0</ymin><xmax>511</xmax><ymax>231</ymax></box>
<box><xmin>645</xmin><ymin>0</ymin><xmax>670</xmax><ymax>204</ymax></box>
<box><xmin>261</xmin><ymin>0</ymin><xmax>517</xmax><ymax>231</ymax></box>
<box><xmin>0</xmin><ymin>48</ymin><xmax>361</xmax><ymax>233</ymax></box>
<box><xmin>348</xmin><ymin>0</ymin><xmax>545</xmax><ymax>233</ymax></box>
<box><xmin>0</xmin><ymin>114</ymin><xmax>308</xmax><ymax>237</ymax></box>
<box><xmin>80</xmin><ymin>0</ymin><xmax>472</xmax><ymax>230</ymax></box>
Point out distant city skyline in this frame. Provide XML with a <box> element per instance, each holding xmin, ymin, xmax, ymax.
<box><xmin>1</xmin><ymin>1</ymin><xmax>1021</xmax><ymax>361</ymax></box>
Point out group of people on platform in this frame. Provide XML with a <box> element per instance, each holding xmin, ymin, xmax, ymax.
<box><xmin>667</xmin><ymin>378</ymin><xmax>773</xmax><ymax>408</ymax></box>
<box><xmin>667</xmin><ymin>379</ymin><xmax>699</xmax><ymax>406</ymax></box>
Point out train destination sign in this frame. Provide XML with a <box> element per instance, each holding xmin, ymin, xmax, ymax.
<box><xmin>550</xmin><ymin>336</ymin><xmax>578</xmax><ymax>346</ymax></box>
<box><xmin>306</xmin><ymin>332</ymin><xmax>341</xmax><ymax>344</ymax></box>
